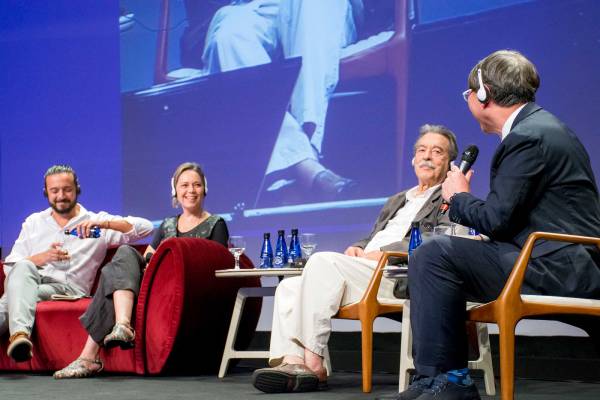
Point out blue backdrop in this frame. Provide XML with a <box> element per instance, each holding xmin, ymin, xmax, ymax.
<box><xmin>2</xmin><ymin>0</ymin><xmax>600</xmax><ymax>264</ymax></box>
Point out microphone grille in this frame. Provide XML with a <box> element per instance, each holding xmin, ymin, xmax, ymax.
<box><xmin>461</xmin><ymin>145</ymin><xmax>479</xmax><ymax>164</ymax></box>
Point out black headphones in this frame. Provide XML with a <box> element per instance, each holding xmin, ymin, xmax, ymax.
<box><xmin>476</xmin><ymin>68</ymin><xmax>490</xmax><ymax>103</ymax></box>
<box><xmin>43</xmin><ymin>172</ymin><xmax>81</xmax><ymax>197</ymax></box>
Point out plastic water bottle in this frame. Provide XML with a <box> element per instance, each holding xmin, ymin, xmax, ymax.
<box><xmin>273</xmin><ymin>229</ymin><xmax>288</xmax><ymax>268</ymax></box>
<box><xmin>288</xmin><ymin>228</ymin><xmax>302</xmax><ymax>265</ymax></box>
<box><xmin>64</xmin><ymin>226</ymin><xmax>101</xmax><ymax>238</ymax></box>
<box><xmin>408</xmin><ymin>221</ymin><xmax>422</xmax><ymax>257</ymax></box>
<box><xmin>259</xmin><ymin>232</ymin><xmax>273</xmax><ymax>268</ymax></box>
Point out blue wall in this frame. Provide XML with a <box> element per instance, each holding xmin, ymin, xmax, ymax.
<box><xmin>0</xmin><ymin>1</ymin><xmax>122</xmax><ymax>253</ymax></box>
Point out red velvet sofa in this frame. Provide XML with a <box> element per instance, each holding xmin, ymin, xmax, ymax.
<box><xmin>0</xmin><ymin>237</ymin><xmax>261</xmax><ymax>374</ymax></box>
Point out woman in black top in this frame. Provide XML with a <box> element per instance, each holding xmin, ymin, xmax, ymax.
<box><xmin>54</xmin><ymin>162</ymin><xmax>229</xmax><ymax>378</ymax></box>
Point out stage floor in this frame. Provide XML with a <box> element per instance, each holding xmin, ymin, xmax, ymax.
<box><xmin>1</xmin><ymin>369</ymin><xmax>599</xmax><ymax>400</ymax></box>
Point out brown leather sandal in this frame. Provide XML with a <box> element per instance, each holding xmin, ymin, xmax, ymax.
<box><xmin>103</xmin><ymin>322</ymin><xmax>136</xmax><ymax>349</ymax></box>
<box><xmin>252</xmin><ymin>363</ymin><xmax>326</xmax><ymax>393</ymax></box>
<box><xmin>53</xmin><ymin>357</ymin><xmax>104</xmax><ymax>379</ymax></box>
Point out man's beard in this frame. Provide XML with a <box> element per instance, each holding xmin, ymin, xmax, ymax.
<box><xmin>50</xmin><ymin>199</ymin><xmax>77</xmax><ymax>215</ymax></box>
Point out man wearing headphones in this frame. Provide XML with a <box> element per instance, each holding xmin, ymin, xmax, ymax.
<box><xmin>252</xmin><ymin>124</ymin><xmax>464</xmax><ymax>393</ymax></box>
<box><xmin>1</xmin><ymin>165</ymin><xmax>153</xmax><ymax>363</ymax></box>
<box><xmin>383</xmin><ymin>50</ymin><xmax>600</xmax><ymax>400</ymax></box>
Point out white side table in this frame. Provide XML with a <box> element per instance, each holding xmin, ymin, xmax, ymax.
<box><xmin>215</xmin><ymin>268</ymin><xmax>303</xmax><ymax>378</ymax></box>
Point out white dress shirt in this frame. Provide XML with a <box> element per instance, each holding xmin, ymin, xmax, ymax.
<box><xmin>501</xmin><ymin>103</ymin><xmax>527</xmax><ymax>141</ymax></box>
<box><xmin>4</xmin><ymin>204</ymin><xmax>154</xmax><ymax>295</ymax></box>
<box><xmin>364</xmin><ymin>185</ymin><xmax>439</xmax><ymax>253</ymax></box>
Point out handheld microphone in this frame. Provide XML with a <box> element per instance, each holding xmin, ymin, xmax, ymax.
<box><xmin>439</xmin><ymin>145</ymin><xmax>479</xmax><ymax>215</ymax></box>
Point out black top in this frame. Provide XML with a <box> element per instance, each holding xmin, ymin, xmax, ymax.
<box><xmin>150</xmin><ymin>214</ymin><xmax>229</xmax><ymax>249</ymax></box>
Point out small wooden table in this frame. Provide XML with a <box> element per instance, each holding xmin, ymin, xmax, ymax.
<box><xmin>215</xmin><ymin>268</ymin><xmax>303</xmax><ymax>378</ymax></box>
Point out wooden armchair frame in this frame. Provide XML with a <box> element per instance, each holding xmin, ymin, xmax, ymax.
<box><xmin>336</xmin><ymin>251</ymin><xmax>407</xmax><ymax>393</ymax></box>
<box><xmin>468</xmin><ymin>232</ymin><xmax>600</xmax><ymax>400</ymax></box>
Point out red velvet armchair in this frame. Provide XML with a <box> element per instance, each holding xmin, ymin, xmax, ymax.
<box><xmin>0</xmin><ymin>237</ymin><xmax>261</xmax><ymax>374</ymax></box>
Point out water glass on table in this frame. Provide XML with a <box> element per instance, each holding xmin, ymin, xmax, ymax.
<box><xmin>228</xmin><ymin>236</ymin><xmax>246</xmax><ymax>270</ymax></box>
<box><xmin>299</xmin><ymin>233</ymin><xmax>317</xmax><ymax>260</ymax></box>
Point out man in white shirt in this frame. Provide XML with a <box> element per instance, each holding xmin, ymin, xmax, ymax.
<box><xmin>1</xmin><ymin>165</ymin><xmax>153</xmax><ymax>362</ymax></box>
<box><xmin>252</xmin><ymin>124</ymin><xmax>460</xmax><ymax>393</ymax></box>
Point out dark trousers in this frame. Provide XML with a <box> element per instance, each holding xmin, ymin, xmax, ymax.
<box><xmin>408</xmin><ymin>236</ymin><xmax>511</xmax><ymax>377</ymax></box>
<box><xmin>80</xmin><ymin>245</ymin><xmax>144</xmax><ymax>343</ymax></box>
<box><xmin>408</xmin><ymin>234</ymin><xmax>600</xmax><ymax>377</ymax></box>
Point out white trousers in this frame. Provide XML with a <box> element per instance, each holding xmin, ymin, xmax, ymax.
<box><xmin>202</xmin><ymin>0</ymin><xmax>357</xmax><ymax>174</ymax></box>
<box><xmin>269</xmin><ymin>251</ymin><xmax>396</xmax><ymax>366</ymax></box>
<box><xmin>0</xmin><ymin>260</ymin><xmax>82</xmax><ymax>336</ymax></box>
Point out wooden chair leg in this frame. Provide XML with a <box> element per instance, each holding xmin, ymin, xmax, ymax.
<box><xmin>360</xmin><ymin>317</ymin><xmax>375</xmax><ymax>393</ymax></box>
<box><xmin>498</xmin><ymin>320</ymin><xmax>517</xmax><ymax>400</ymax></box>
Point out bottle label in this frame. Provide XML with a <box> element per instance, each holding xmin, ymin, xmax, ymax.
<box><xmin>273</xmin><ymin>255</ymin><xmax>285</xmax><ymax>268</ymax></box>
<box><xmin>65</xmin><ymin>226</ymin><xmax>101</xmax><ymax>238</ymax></box>
<box><xmin>259</xmin><ymin>252</ymin><xmax>272</xmax><ymax>268</ymax></box>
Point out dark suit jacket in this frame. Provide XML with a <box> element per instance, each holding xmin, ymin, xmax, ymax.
<box><xmin>450</xmin><ymin>103</ymin><xmax>600</xmax><ymax>298</ymax></box>
<box><xmin>353</xmin><ymin>186</ymin><xmax>451</xmax><ymax>252</ymax></box>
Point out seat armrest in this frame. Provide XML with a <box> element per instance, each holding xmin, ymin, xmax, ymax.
<box><xmin>361</xmin><ymin>251</ymin><xmax>407</xmax><ymax>304</ymax></box>
<box><xmin>500</xmin><ymin>232</ymin><xmax>600</xmax><ymax>303</ymax></box>
<box><xmin>134</xmin><ymin>237</ymin><xmax>260</xmax><ymax>374</ymax></box>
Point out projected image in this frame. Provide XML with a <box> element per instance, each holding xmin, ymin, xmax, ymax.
<box><xmin>118</xmin><ymin>0</ymin><xmax>599</xmax><ymax>256</ymax></box>
<box><xmin>179</xmin><ymin>1</ymin><xmax>398</xmax><ymax>203</ymax></box>
<box><xmin>120</xmin><ymin>0</ymin><xmax>401</xmax><ymax>223</ymax></box>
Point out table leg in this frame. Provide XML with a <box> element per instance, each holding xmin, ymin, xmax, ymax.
<box><xmin>218</xmin><ymin>286</ymin><xmax>277</xmax><ymax>378</ymax></box>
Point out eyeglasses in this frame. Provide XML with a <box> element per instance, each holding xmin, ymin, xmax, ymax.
<box><xmin>462</xmin><ymin>89</ymin><xmax>472</xmax><ymax>102</ymax></box>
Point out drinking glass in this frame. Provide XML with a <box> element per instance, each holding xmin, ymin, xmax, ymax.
<box><xmin>433</xmin><ymin>223</ymin><xmax>456</xmax><ymax>236</ymax></box>
<box><xmin>228</xmin><ymin>236</ymin><xmax>246</xmax><ymax>270</ymax></box>
<box><xmin>299</xmin><ymin>233</ymin><xmax>317</xmax><ymax>259</ymax></box>
<box><xmin>54</xmin><ymin>230</ymin><xmax>70</xmax><ymax>269</ymax></box>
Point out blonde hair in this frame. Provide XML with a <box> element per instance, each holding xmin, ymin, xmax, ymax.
<box><xmin>171</xmin><ymin>162</ymin><xmax>206</xmax><ymax>208</ymax></box>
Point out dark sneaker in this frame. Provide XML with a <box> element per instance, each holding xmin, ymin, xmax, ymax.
<box><xmin>375</xmin><ymin>376</ymin><xmax>434</xmax><ymax>400</ymax></box>
<box><xmin>252</xmin><ymin>363</ymin><xmax>324</xmax><ymax>393</ymax></box>
<box><xmin>417</xmin><ymin>373</ymin><xmax>481</xmax><ymax>400</ymax></box>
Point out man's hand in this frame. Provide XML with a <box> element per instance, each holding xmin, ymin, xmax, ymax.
<box><xmin>344</xmin><ymin>246</ymin><xmax>365</xmax><ymax>257</ymax></box>
<box><xmin>73</xmin><ymin>220</ymin><xmax>104</xmax><ymax>238</ymax></box>
<box><xmin>28</xmin><ymin>242</ymin><xmax>70</xmax><ymax>267</ymax></box>
<box><xmin>442</xmin><ymin>165</ymin><xmax>474</xmax><ymax>202</ymax></box>
<box><xmin>362</xmin><ymin>250</ymin><xmax>383</xmax><ymax>261</ymax></box>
